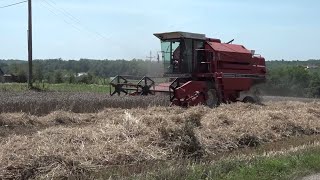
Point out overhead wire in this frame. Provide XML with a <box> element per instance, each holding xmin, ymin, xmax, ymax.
<box><xmin>45</xmin><ymin>0</ymin><xmax>105</xmax><ymax>37</ymax></box>
<box><xmin>36</xmin><ymin>0</ymin><xmax>104</xmax><ymax>42</ymax></box>
<box><xmin>37</xmin><ymin>1</ymin><xmax>83</xmax><ymax>33</ymax></box>
<box><xmin>39</xmin><ymin>0</ymin><xmax>109</xmax><ymax>41</ymax></box>
<box><xmin>0</xmin><ymin>0</ymin><xmax>26</xmax><ymax>9</ymax></box>
<box><xmin>1</xmin><ymin>0</ymin><xmax>113</xmax><ymax>42</ymax></box>
<box><xmin>1</xmin><ymin>0</ymin><xmax>121</xmax><ymax>56</ymax></box>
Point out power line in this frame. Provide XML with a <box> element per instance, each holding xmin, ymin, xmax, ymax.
<box><xmin>44</xmin><ymin>0</ymin><xmax>83</xmax><ymax>24</ymax></box>
<box><xmin>37</xmin><ymin>0</ymin><xmax>103</xmax><ymax>42</ymax></box>
<box><xmin>0</xmin><ymin>0</ymin><xmax>26</xmax><ymax>9</ymax></box>
<box><xmin>40</xmin><ymin>0</ymin><xmax>109</xmax><ymax>41</ymax></box>
<box><xmin>45</xmin><ymin>0</ymin><xmax>108</xmax><ymax>40</ymax></box>
<box><xmin>37</xmin><ymin>1</ymin><xmax>83</xmax><ymax>32</ymax></box>
<box><xmin>0</xmin><ymin>0</ymin><xmax>21</xmax><ymax>2</ymax></box>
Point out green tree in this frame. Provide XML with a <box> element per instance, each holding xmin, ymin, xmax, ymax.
<box><xmin>33</xmin><ymin>63</ymin><xmax>44</xmax><ymax>82</ymax></box>
<box><xmin>54</xmin><ymin>70</ymin><xmax>64</xmax><ymax>84</ymax></box>
<box><xmin>307</xmin><ymin>72</ymin><xmax>320</xmax><ymax>98</ymax></box>
<box><xmin>68</xmin><ymin>73</ymin><xmax>76</xmax><ymax>84</ymax></box>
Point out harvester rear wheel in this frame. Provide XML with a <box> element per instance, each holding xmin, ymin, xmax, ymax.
<box><xmin>242</xmin><ymin>96</ymin><xmax>256</xmax><ymax>104</ymax></box>
<box><xmin>206</xmin><ymin>89</ymin><xmax>219</xmax><ymax>108</ymax></box>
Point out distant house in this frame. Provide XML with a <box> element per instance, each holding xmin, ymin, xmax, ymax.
<box><xmin>305</xmin><ymin>65</ymin><xmax>319</xmax><ymax>70</ymax></box>
<box><xmin>0</xmin><ymin>68</ymin><xmax>17</xmax><ymax>83</ymax></box>
<box><xmin>77</xmin><ymin>72</ymin><xmax>88</xmax><ymax>77</ymax></box>
<box><xmin>3</xmin><ymin>74</ymin><xmax>16</xmax><ymax>83</ymax></box>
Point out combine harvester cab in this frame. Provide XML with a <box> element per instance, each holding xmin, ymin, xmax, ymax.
<box><xmin>110</xmin><ymin>31</ymin><xmax>266</xmax><ymax>107</ymax></box>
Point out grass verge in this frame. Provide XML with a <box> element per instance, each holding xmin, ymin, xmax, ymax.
<box><xmin>0</xmin><ymin>83</ymin><xmax>110</xmax><ymax>93</ymax></box>
<box><xmin>114</xmin><ymin>145</ymin><xmax>320</xmax><ymax>180</ymax></box>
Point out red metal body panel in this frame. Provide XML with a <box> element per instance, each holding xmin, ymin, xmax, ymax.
<box><xmin>172</xmin><ymin>81</ymin><xmax>208</xmax><ymax>106</ymax></box>
<box><xmin>186</xmin><ymin>36</ymin><xmax>266</xmax><ymax>104</ymax></box>
<box><xmin>221</xmin><ymin>78</ymin><xmax>252</xmax><ymax>91</ymax></box>
<box><xmin>174</xmin><ymin>81</ymin><xmax>207</xmax><ymax>99</ymax></box>
<box><xmin>209</xmin><ymin>42</ymin><xmax>252</xmax><ymax>54</ymax></box>
<box><xmin>200</xmin><ymin>39</ymin><xmax>266</xmax><ymax>103</ymax></box>
<box><xmin>172</xmin><ymin>81</ymin><xmax>208</xmax><ymax>107</ymax></box>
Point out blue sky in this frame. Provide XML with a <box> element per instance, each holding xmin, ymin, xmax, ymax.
<box><xmin>1</xmin><ymin>0</ymin><xmax>319</xmax><ymax>60</ymax></box>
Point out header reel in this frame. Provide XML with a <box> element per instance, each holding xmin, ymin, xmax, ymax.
<box><xmin>109</xmin><ymin>76</ymin><xmax>156</xmax><ymax>96</ymax></box>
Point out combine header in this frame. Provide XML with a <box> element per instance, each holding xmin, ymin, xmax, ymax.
<box><xmin>110</xmin><ymin>32</ymin><xmax>266</xmax><ymax>107</ymax></box>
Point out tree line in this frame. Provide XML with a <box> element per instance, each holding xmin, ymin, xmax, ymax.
<box><xmin>1</xmin><ymin>59</ymin><xmax>320</xmax><ymax>98</ymax></box>
<box><xmin>0</xmin><ymin>59</ymin><xmax>163</xmax><ymax>84</ymax></box>
<box><xmin>261</xmin><ymin>60</ymin><xmax>320</xmax><ymax>98</ymax></box>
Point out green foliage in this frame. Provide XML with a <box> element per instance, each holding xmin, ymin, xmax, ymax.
<box><xmin>15</xmin><ymin>68</ymin><xmax>28</xmax><ymax>83</ymax></box>
<box><xmin>54</xmin><ymin>70</ymin><xmax>64</xmax><ymax>84</ymax></box>
<box><xmin>68</xmin><ymin>73</ymin><xmax>76</xmax><ymax>84</ymax></box>
<box><xmin>0</xmin><ymin>83</ymin><xmax>28</xmax><ymax>92</ymax></box>
<box><xmin>0</xmin><ymin>59</ymin><xmax>163</xmax><ymax>84</ymax></box>
<box><xmin>33</xmin><ymin>62</ymin><xmax>44</xmax><ymax>82</ymax></box>
<box><xmin>261</xmin><ymin>64</ymin><xmax>320</xmax><ymax>98</ymax></box>
<box><xmin>1</xmin><ymin>59</ymin><xmax>320</xmax><ymax>98</ymax></box>
<box><xmin>77</xmin><ymin>73</ymin><xmax>94</xmax><ymax>84</ymax></box>
<box><xmin>92</xmin><ymin>147</ymin><xmax>320</xmax><ymax>180</ymax></box>
<box><xmin>263</xmin><ymin>66</ymin><xmax>309</xmax><ymax>97</ymax></box>
<box><xmin>307</xmin><ymin>72</ymin><xmax>320</xmax><ymax>98</ymax></box>
<box><xmin>0</xmin><ymin>83</ymin><xmax>110</xmax><ymax>93</ymax></box>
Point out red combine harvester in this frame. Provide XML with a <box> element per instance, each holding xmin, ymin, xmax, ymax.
<box><xmin>110</xmin><ymin>32</ymin><xmax>266</xmax><ymax>107</ymax></box>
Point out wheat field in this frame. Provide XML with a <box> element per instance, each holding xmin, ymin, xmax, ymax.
<box><xmin>0</xmin><ymin>95</ymin><xmax>320</xmax><ymax>179</ymax></box>
<box><xmin>0</xmin><ymin>92</ymin><xmax>169</xmax><ymax>115</ymax></box>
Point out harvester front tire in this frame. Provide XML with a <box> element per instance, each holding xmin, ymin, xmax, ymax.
<box><xmin>206</xmin><ymin>89</ymin><xmax>219</xmax><ymax>108</ymax></box>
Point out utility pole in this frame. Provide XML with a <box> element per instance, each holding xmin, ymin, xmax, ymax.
<box><xmin>28</xmin><ymin>0</ymin><xmax>33</xmax><ymax>88</ymax></box>
<box><xmin>156</xmin><ymin>51</ymin><xmax>163</xmax><ymax>63</ymax></box>
<box><xmin>146</xmin><ymin>51</ymin><xmax>155</xmax><ymax>61</ymax></box>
